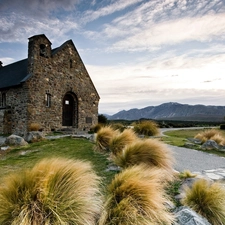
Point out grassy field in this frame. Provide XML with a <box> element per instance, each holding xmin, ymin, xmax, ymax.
<box><xmin>0</xmin><ymin>137</ymin><xmax>117</xmax><ymax>186</ymax></box>
<box><xmin>162</xmin><ymin>128</ymin><xmax>225</xmax><ymax>157</ymax></box>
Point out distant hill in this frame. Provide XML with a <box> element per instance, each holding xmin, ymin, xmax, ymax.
<box><xmin>107</xmin><ymin>102</ymin><xmax>225</xmax><ymax>121</ymax></box>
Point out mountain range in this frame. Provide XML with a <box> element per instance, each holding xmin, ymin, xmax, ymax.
<box><xmin>107</xmin><ymin>102</ymin><xmax>225</xmax><ymax>121</ymax></box>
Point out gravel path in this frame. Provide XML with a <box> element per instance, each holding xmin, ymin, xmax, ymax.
<box><xmin>167</xmin><ymin>144</ymin><xmax>225</xmax><ymax>172</ymax></box>
<box><xmin>161</xmin><ymin>127</ymin><xmax>225</xmax><ymax>173</ymax></box>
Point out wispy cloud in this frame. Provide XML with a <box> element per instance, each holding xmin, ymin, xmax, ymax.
<box><xmin>81</xmin><ymin>0</ymin><xmax>144</xmax><ymax>24</ymax></box>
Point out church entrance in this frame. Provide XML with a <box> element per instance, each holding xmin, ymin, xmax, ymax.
<box><xmin>62</xmin><ymin>93</ymin><xmax>78</xmax><ymax>126</ymax></box>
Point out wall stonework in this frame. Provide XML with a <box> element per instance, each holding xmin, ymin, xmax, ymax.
<box><xmin>0</xmin><ymin>34</ymin><xmax>99</xmax><ymax>135</ymax></box>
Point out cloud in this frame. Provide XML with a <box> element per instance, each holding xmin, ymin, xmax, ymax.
<box><xmin>0</xmin><ymin>13</ymin><xmax>79</xmax><ymax>43</ymax></box>
<box><xmin>109</xmin><ymin>13</ymin><xmax>225</xmax><ymax>52</ymax></box>
<box><xmin>81</xmin><ymin>0</ymin><xmax>144</xmax><ymax>24</ymax></box>
<box><xmin>0</xmin><ymin>0</ymin><xmax>79</xmax><ymax>16</ymax></box>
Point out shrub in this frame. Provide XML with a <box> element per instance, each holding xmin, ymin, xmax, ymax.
<box><xmin>0</xmin><ymin>158</ymin><xmax>102</xmax><ymax>225</ymax></box>
<box><xmin>109</xmin><ymin>129</ymin><xmax>137</xmax><ymax>156</ymax></box>
<box><xmin>28</xmin><ymin>122</ymin><xmax>41</xmax><ymax>131</ymax></box>
<box><xmin>220</xmin><ymin>124</ymin><xmax>225</xmax><ymax>130</ymax></box>
<box><xmin>95</xmin><ymin>126</ymin><xmax>118</xmax><ymax>152</ymax></box>
<box><xmin>113</xmin><ymin>139</ymin><xmax>174</xmax><ymax>179</ymax></box>
<box><xmin>110</xmin><ymin>122</ymin><xmax>126</xmax><ymax>132</ymax></box>
<box><xmin>98</xmin><ymin>114</ymin><xmax>108</xmax><ymax>124</ymax></box>
<box><xmin>133</xmin><ymin>120</ymin><xmax>159</xmax><ymax>136</ymax></box>
<box><xmin>179</xmin><ymin>170</ymin><xmax>197</xmax><ymax>179</ymax></box>
<box><xmin>181</xmin><ymin>179</ymin><xmax>225</xmax><ymax>225</ymax></box>
<box><xmin>99</xmin><ymin>165</ymin><xmax>174</xmax><ymax>225</ymax></box>
<box><xmin>90</xmin><ymin>123</ymin><xmax>103</xmax><ymax>133</ymax></box>
<box><xmin>194</xmin><ymin>129</ymin><xmax>225</xmax><ymax>145</ymax></box>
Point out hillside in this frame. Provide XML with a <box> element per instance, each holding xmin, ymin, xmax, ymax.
<box><xmin>107</xmin><ymin>102</ymin><xmax>225</xmax><ymax>121</ymax></box>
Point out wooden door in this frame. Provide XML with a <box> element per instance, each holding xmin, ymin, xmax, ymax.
<box><xmin>62</xmin><ymin>94</ymin><xmax>74</xmax><ymax>126</ymax></box>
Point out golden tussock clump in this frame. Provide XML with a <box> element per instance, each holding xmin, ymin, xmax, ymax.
<box><xmin>195</xmin><ymin>129</ymin><xmax>225</xmax><ymax>145</ymax></box>
<box><xmin>95</xmin><ymin>126</ymin><xmax>119</xmax><ymax>152</ymax></box>
<box><xmin>0</xmin><ymin>158</ymin><xmax>103</xmax><ymax>225</ymax></box>
<box><xmin>113</xmin><ymin>138</ymin><xmax>175</xmax><ymax>178</ymax></box>
<box><xmin>182</xmin><ymin>178</ymin><xmax>225</xmax><ymax>225</ymax></box>
<box><xmin>109</xmin><ymin>129</ymin><xmax>138</xmax><ymax>156</ymax></box>
<box><xmin>99</xmin><ymin>165</ymin><xmax>175</xmax><ymax>225</ymax></box>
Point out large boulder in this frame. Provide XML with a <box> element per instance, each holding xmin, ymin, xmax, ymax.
<box><xmin>201</xmin><ymin>140</ymin><xmax>220</xmax><ymax>150</ymax></box>
<box><xmin>24</xmin><ymin>131</ymin><xmax>45</xmax><ymax>143</ymax></box>
<box><xmin>5</xmin><ymin>135</ymin><xmax>28</xmax><ymax>146</ymax></box>
<box><xmin>174</xmin><ymin>206</ymin><xmax>211</xmax><ymax>225</ymax></box>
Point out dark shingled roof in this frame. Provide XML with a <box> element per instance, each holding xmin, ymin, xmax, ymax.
<box><xmin>0</xmin><ymin>59</ymin><xmax>30</xmax><ymax>90</ymax></box>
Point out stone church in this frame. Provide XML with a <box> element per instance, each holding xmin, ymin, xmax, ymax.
<box><xmin>0</xmin><ymin>34</ymin><xmax>100</xmax><ymax>135</ymax></box>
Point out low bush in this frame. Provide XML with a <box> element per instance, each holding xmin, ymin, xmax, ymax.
<box><xmin>109</xmin><ymin>129</ymin><xmax>137</xmax><ymax>156</ymax></box>
<box><xmin>110</xmin><ymin>122</ymin><xmax>126</xmax><ymax>132</ymax></box>
<box><xmin>90</xmin><ymin>123</ymin><xmax>103</xmax><ymax>133</ymax></box>
<box><xmin>220</xmin><ymin>124</ymin><xmax>225</xmax><ymax>130</ymax></box>
<box><xmin>99</xmin><ymin>165</ymin><xmax>174</xmax><ymax>225</ymax></box>
<box><xmin>194</xmin><ymin>129</ymin><xmax>225</xmax><ymax>145</ymax></box>
<box><xmin>28</xmin><ymin>122</ymin><xmax>41</xmax><ymax>131</ymax></box>
<box><xmin>182</xmin><ymin>179</ymin><xmax>225</xmax><ymax>225</ymax></box>
<box><xmin>133</xmin><ymin>120</ymin><xmax>159</xmax><ymax>136</ymax></box>
<box><xmin>179</xmin><ymin>170</ymin><xmax>197</xmax><ymax>179</ymax></box>
<box><xmin>95</xmin><ymin>126</ymin><xmax>118</xmax><ymax>152</ymax></box>
<box><xmin>113</xmin><ymin>139</ymin><xmax>174</xmax><ymax>179</ymax></box>
<box><xmin>0</xmin><ymin>158</ymin><xmax>102</xmax><ymax>225</ymax></box>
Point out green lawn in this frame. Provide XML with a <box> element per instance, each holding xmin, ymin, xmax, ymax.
<box><xmin>0</xmin><ymin>137</ymin><xmax>117</xmax><ymax>185</ymax></box>
<box><xmin>161</xmin><ymin>128</ymin><xmax>225</xmax><ymax>157</ymax></box>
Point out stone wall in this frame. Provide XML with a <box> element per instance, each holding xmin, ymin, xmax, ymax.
<box><xmin>25</xmin><ymin>35</ymin><xmax>99</xmax><ymax>133</ymax></box>
<box><xmin>0</xmin><ymin>85</ymin><xmax>29</xmax><ymax>135</ymax></box>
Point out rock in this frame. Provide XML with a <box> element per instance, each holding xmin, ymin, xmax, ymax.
<box><xmin>187</xmin><ymin>138</ymin><xmax>202</xmax><ymax>145</ymax></box>
<box><xmin>201</xmin><ymin>140</ymin><xmax>220</xmax><ymax>150</ymax></box>
<box><xmin>184</xmin><ymin>143</ymin><xmax>197</xmax><ymax>149</ymax></box>
<box><xmin>24</xmin><ymin>131</ymin><xmax>45</xmax><ymax>143</ymax></box>
<box><xmin>174</xmin><ymin>206</ymin><xmax>211</xmax><ymax>225</ymax></box>
<box><xmin>5</xmin><ymin>135</ymin><xmax>28</xmax><ymax>146</ymax></box>
<box><xmin>1</xmin><ymin>146</ymin><xmax>10</xmax><ymax>151</ymax></box>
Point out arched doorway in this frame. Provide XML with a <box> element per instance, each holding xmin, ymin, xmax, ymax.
<box><xmin>62</xmin><ymin>93</ymin><xmax>78</xmax><ymax>127</ymax></box>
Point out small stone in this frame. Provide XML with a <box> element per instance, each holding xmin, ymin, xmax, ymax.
<box><xmin>174</xmin><ymin>206</ymin><xmax>211</xmax><ymax>225</ymax></box>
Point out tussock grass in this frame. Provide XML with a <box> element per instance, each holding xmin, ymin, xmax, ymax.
<box><xmin>194</xmin><ymin>129</ymin><xmax>225</xmax><ymax>145</ymax></box>
<box><xmin>133</xmin><ymin>120</ymin><xmax>159</xmax><ymax>136</ymax></box>
<box><xmin>90</xmin><ymin>123</ymin><xmax>103</xmax><ymax>133</ymax></box>
<box><xmin>109</xmin><ymin>129</ymin><xmax>137</xmax><ymax>156</ymax></box>
<box><xmin>179</xmin><ymin>170</ymin><xmax>197</xmax><ymax>179</ymax></box>
<box><xmin>99</xmin><ymin>165</ymin><xmax>174</xmax><ymax>225</ymax></box>
<box><xmin>0</xmin><ymin>158</ymin><xmax>102</xmax><ymax>225</ymax></box>
<box><xmin>182</xmin><ymin>179</ymin><xmax>225</xmax><ymax>225</ymax></box>
<box><xmin>110</xmin><ymin>123</ymin><xmax>126</xmax><ymax>132</ymax></box>
<box><xmin>113</xmin><ymin>139</ymin><xmax>174</xmax><ymax>178</ymax></box>
<box><xmin>28</xmin><ymin>123</ymin><xmax>41</xmax><ymax>131</ymax></box>
<box><xmin>95</xmin><ymin>126</ymin><xmax>118</xmax><ymax>152</ymax></box>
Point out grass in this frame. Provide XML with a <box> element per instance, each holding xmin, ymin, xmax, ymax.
<box><xmin>182</xmin><ymin>179</ymin><xmax>225</xmax><ymax>225</ymax></box>
<box><xmin>161</xmin><ymin>128</ymin><xmax>225</xmax><ymax>157</ymax></box>
<box><xmin>0</xmin><ymin>137</ymin><xmax>117</xmax><ymax>185</ymax></box>
<box><xmin>113</xmin><ymin>139</ymin><xmax>175</xmax><ymax>180</ymax></box>
<box><xmin>99</xmin><ymin>165</ymin><xmax>175</xmax><ymax>225</ymax></box>
<box><xmin>0</xmin><ymin>158</ymin><xmax>102</xmax><ymax>225</ymax></box>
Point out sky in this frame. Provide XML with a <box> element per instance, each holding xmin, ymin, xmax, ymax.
<box><xmin>0</xmin><ymin>0</ymin><xmax>225</xmax><ymax>115</ymax></box>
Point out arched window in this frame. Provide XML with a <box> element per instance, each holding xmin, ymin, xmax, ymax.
<box><xmin>40</xmin><ymin>44</ymin><xmax>47</xmax><ymax>57</ymax></box>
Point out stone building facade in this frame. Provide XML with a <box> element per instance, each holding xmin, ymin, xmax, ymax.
<box><xmin>0</xmin><ymin>34</ymin><xmax>100</xmax><ymax>135</ymax></box>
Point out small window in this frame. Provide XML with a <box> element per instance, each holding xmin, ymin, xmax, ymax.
<box><xmin>65</xmin><ymin>100</ymin><xmax>69</xmax><ymax>105</ymax></box>
<box><xmin>40</xmin><ymin>44</ymin><xmax>47</xmax><ymax>57</ymax></box>
<box><xmin>45</xmin><ymin>93</ymin><xmax>51</xmax><ymax>107</ymax></box>
<box><xmin>1</xmin><ymin>93</ymin><xmax>6</xmax><ymax>107</ymax></box>
<box><xmin>70</xmin><ymin>59</ymin><xmax>73</xmax><ymax>68</ymax></box>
